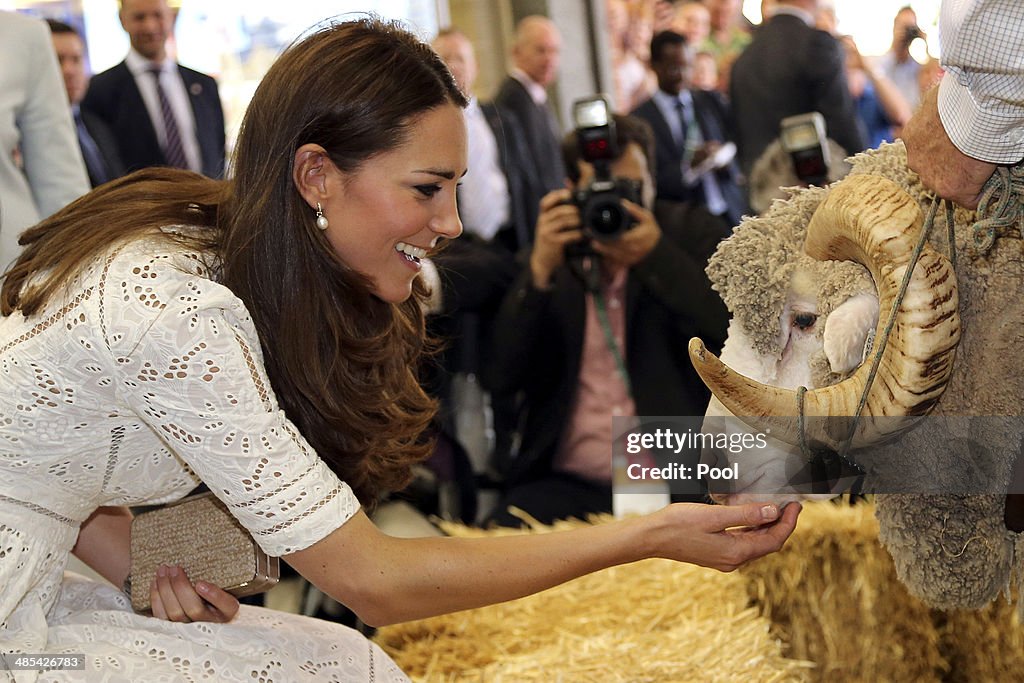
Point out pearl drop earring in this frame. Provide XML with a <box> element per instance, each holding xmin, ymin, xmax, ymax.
<box><xmin>315</xmin><ymin>203</ymin><xmax>329</xmax><ymax>230</ymax></box>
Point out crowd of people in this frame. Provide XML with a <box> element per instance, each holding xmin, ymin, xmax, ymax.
<box><xmin>611</xmin><ymin>1</ymin><xmax>943</xmax><ymax>169</ymax></box>
<box><xmin>431</xmin><ymin>0</ymin><xmax>940</xmax><ymax>531</ymax></box>
<box><xmin>0</xmin><ymin>0</ymin><xmax>224</xmax><ymax>273</ymax></box>
<box><xmin>0</xmin><ymin>0</ymin><xmax>1018</xmax><ymax>679</ymax></box>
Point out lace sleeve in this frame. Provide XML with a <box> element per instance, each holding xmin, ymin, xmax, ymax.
<box><xmin>100</xmin><ymin>242</ymin><xmax>360</xmax><ymax>556</ymax></box>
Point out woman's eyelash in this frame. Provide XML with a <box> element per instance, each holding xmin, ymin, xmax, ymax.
<box><xmin>416</xmin><ymin>184</ymin><xmax>441</xmax><ymax>197</ymax></box>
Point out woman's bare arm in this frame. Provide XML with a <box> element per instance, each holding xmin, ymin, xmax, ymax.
<box><xmin>71</xmin><ymin>506</ymin><xmax>133</xmax><ymax>588</ymax></box>
<box><xmin>285</xmin><ymin>501</ymin><xmax>800</xmax><ymax>627</ymax></box>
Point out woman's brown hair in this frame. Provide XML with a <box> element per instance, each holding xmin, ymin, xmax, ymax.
<box><xmin>1</xmin><ymin>17</ymin><xmax>468</xmax><ymax>506</ymax></box>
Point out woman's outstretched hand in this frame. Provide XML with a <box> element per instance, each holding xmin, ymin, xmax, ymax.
<box><xmin>149</xmin><ymin>565</ymin><xmax>240</xmax><ymax>623</ymax></box>
<box><xmin>649</xmin><ymin>501</ymin><xmax>802</xmax><ymax>572</ymax></box>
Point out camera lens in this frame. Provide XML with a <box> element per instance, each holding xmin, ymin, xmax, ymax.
<box><xmin>584</xmin><ymin>196</ymin><xmax>629</xmax><ymax>240</ymax></box>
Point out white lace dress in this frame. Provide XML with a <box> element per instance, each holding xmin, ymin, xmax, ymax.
<box><xmin>0</xmin><ymin>234</ymin><xmax>409</xmax><ymax>682</ymax></box>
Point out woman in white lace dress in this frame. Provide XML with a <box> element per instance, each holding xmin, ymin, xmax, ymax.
<box><xmin>0</xmin><ymin>17</ymin><xmax>800</xmax><ymax>682</ymax></box>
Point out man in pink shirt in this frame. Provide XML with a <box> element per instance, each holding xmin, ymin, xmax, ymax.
<box><xmin>484</xmin><ymin>114</ymin><xmax>730</xmax><ymax>526</ymax></box>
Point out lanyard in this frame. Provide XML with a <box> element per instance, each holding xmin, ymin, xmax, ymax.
<box><xmin>592</xmin><ymin>288</ymin><xmax>632</xmax><ymax>398</ymax></box>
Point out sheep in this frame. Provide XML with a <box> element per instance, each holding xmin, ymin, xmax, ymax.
<box><xmin>690</xmin><ymin>140</ymin><xmax>1024</xmax><ymax>611</ymax></box>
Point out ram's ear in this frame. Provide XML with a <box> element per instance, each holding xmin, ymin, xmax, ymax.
<box><xmin>823</xmin><ymin>292</ymin><xmax>880</xmax><ymax>374</ymax></box>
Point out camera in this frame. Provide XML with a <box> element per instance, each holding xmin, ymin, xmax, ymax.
<box><xmin>779</xmin><ymin>112</ymin><xmax>830</xmax><ymax>186</ymax></box>
<box><xmin>573</xmin><ymin>177</ymin><xmax>643</xmax><ymax>240</ymax></box>
<box><xmin>902</xmin><ymin>25</ymin><xmax>923</xmax><ymax>46</ymax></box>
<box><xmin>570</xmin><ymin>96</ymin><xmax>639</xmax><ymax>241</ymax></box>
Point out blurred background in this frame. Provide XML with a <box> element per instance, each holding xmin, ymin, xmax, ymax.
<box><xmin>3</xmin><ymin>0</ymin><xmax>942</xmax><ymax>159</ymax></box>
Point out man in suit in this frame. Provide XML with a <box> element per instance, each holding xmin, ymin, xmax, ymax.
<box><xmin>82</xmin><ymin>0</ymin><xmax>225</xmax><ymax>178</ymax></box>
<box><xmin>0</xmin><ymin>11</ymin><xmax>90</xmax><ymax>269</ymax></box>
<box><xmin>729</xmin><ymin>0</ymin><xmax>864</xmax><ymax>176</ymax></box>
<box><xmin>632</xmin><ymin>30</ymin><xmax>748</xmax><ymax>227</ymax></box>
<box><xmin>483</xmin><ymin>114</ymin><xmax>730</xmax><ymax>526</ymax></box>
<box><xmin>428</xmin><ymin>28</ymin><xmax>528</xmax><ymax>492</ymax></box>
<box><xmin>432</xmin><ymin>28</ymin><xmax>538</xmax><ymax>252</ymax></box>
<box><xmin>47</xmin><ymin>20</ymin><xmax>126</xmax><ymax>188</ymax></box>
<box><xmin>494</xmin><ymin>15</ymin><xmax>566</xmax><ymax>239</ymax></box>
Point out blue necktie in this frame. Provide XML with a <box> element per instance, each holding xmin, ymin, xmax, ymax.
<box><xmin>676</xmin><ymin>98</ymin><xmax>706</xmax><ymax>204</ymax></box>
<box><xmin>675</xmin><ymin>99</ymin><xmax>690</xmax><ymax>156</ymax></box>
<box><xmin>149</xmin><ymin>67</ymin><xmax>189</xmax><ymax>169</ymax></box>
<box><xmin>74</xmin><ymin>109</ymin><xmax>110</xmax><ymax>186</ymax></box>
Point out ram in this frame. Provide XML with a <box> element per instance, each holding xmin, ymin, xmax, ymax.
<box><xmin>689</xmin><ymin>141</ymin><xmax>1024</xmax><ymax>610</ymax></box>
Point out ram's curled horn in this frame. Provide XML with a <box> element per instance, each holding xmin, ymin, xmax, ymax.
<box><xmin>690</xmin><ymin>174</ymin><xmax>961</xmax><ymax>451</ymax></box>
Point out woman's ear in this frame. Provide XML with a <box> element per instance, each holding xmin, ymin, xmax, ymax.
<box><xmin>293</xmin><ymin>144</ymin><xmax>332</xmax><ymax>209</ymax></box>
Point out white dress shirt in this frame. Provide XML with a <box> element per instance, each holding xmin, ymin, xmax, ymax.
<box><xmin>460</xmin><ymin>98</ymin><xmax>510</xmax><ymax>241</ymax></box>
<box><xmin>125</xmin><ymin>49</ymin><xmax>202</xmax><ymax>172</ymax></box>
<box><xmin>937</xmin><ymin>0</ymin><xmax>1024</xmax><ymax>164</ymax></box>
<box><xmin>876</xmin><ymin>51</ymin><xmax>922</xmax><ymax>111</ymax></box>
<box><xmin>511</xmin><ymin>68</ymin><xmax>549</xmax><ymax>106</ymax></box>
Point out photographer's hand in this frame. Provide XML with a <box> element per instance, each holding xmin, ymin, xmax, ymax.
<box><xmin>589</xmin><ymin>199</ymin><xmax>660</xmax><ymax>269</ymax></box>
<box><xmin>530</xmin><ymin>189</ymin><xmax>585</xmax><ymax>289</ymax></box>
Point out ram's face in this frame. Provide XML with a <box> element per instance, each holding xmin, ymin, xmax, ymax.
<box><xmin>691</xmin><ymin>174</ymin><xmax>961</xmax><ymax>505</ymax></box>
<box><xmin>701</xmin><ymin>281</ymin><xmax>880</xmax><ymax>506</ymax></box>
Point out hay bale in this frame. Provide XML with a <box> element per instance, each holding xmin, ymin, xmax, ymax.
<box><xmin>375</xmin><ymin>503</ymin><xmax>1024</xmax><ymax>681</ymax></box>
<box><xmin>739</xmin><ymin>501</ymin><xmax>947</xmax><ymax>681</ymax></box>
<box><xmin>933</xmin><ymin>597</ymin><xmax>1024</xmax><ymax>682</ymax></box>
<box><xmin>741</xmin><ymin>500</ymin><xmax>1024</xmax><ymax>682</ymax></box>
<box><xmin>375</xmin><ymin>514</ymin><xmax>812</xmax><ymax>682</ymax></box>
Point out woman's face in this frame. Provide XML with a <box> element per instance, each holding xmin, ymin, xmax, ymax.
<box><xmin>322</xmin><ymin>104</ymin><xmax>467</xmax><ymax>303</ymax></box>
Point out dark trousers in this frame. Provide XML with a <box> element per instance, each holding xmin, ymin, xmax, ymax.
<box><xmin>484</xmin><ymin>472</ymin><xmax>612</xmax><ymax>528</ymax></box>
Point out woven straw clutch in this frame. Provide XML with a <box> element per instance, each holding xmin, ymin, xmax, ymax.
<box><xmin>129</xmin><ymin>491</ymin><xmax>279</xmax><ymax>612</ymax></box>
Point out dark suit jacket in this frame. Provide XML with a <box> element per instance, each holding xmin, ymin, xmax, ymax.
<box><xmin>430</xmin><ymin>234</ymin><xmax>520</xmax><ymax>378</ymax></box>
<box><xmin>476</xmin><ymin>102</ymin><xmax>543</xmax><ymax>253</ymax></box>
<box><xmin>485</xmin><ymin>200</ymin><xmax>731</xmax><ymax>487</ymax></box>
<box><xmin>78</xmin><ymin>108</ymin><xmax>126</xmax><ymax>187</ymax></box>
<box><xmin>494</xmin><ymin>76</ymin><xmax>566</xmax><ymax>207</ymax></box>
<box><xmin>82</xmin><ymin>61</ymin><xmax>226</xmax><ymax>179</ymax></box>
<box><xmin>632</xmin><ymin>90</ymin><xmax>749</xmax><ymax>226</ymax></box>
<box><xmin>422</xmin><ymin>234</ymin><xmax>519</xmax><ymax>522</ymax></box>
<box><xmin>729</xmin><ymin>12</ymin><xmax>865</xmax><ymax>176</ymax></box>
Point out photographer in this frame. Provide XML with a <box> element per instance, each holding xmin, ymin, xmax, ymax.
<box><xmin>484</xmin><ymin>112</ymin><xmax>731</xmax><ymax>527</ymax></box>
<box><xmin>876</xmin><ymin>5</ymin><xmax>926</xmax><ymax>111</ymax></box>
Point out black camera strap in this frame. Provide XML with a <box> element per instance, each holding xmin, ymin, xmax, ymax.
<box><xmin>568</xmin><ymin>252</ymin><xmax>602</xmax><ymax>295</ymax></box>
